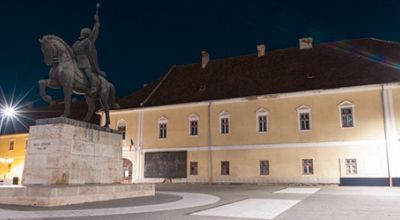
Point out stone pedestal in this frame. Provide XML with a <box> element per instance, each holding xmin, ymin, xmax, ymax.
<box><xmin>23</xmin><ymin>117</ymin><xmax>123</xmax><ymax>185</ymax></box>
<box><xmin>0</xmin><ymin>118</ymin><xmax>154</xmax><ymax>207</ymax></box>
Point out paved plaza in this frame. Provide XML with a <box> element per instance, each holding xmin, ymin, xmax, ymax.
<box><xmin>0</xmin><ymin>184</ymin><xmax>400</xmax><ymax>219</ymax></box>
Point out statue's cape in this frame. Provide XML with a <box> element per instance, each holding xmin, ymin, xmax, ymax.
<box><xmin>87</xmin><ymin>41</ymin><xmax>106</xmax><ymax>77</ymax></box>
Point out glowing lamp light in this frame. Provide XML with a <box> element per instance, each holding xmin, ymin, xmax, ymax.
<box><xmin>3</xmin><ymin>107</ymin><xmax>16</xmax><ymax>118</ymax></box>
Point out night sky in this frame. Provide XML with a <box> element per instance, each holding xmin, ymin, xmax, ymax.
<box><xmin>1</xmin><ymin>0</ymin><xmax>400</xmax><ymax>106</ymax></box>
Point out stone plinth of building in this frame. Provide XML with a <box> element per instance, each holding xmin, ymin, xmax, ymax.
<box><xmin>23</xmin><ymin>117</ymin><xmax>123</xmax><ymax>185</ymax></box>
<box><xmin>0</xmin><ymin>117</ymin><xmax>155</xmax><ymax>207</ymax></box>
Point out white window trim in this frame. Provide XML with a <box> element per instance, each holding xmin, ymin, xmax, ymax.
<box><xmin>188</xmin><ymin>114</ymin><xmax>199</xmax><ymax>136</ymax></box>
<box><xmin>219</xmin><ymin>111</ymin><xmax>230</xmax><ymax>134</ymax></box>
<box><xmin>158</xmin><ymin>116</ymin><xmax>168</xmax><ymax>139</ymax></box>
<box><xmin>255</xmin><ymin>108</ymin><xmax>268</xmax><ymax>133</ymax></box>
<box><xmin>116</xmin><ymin>119</ymin><xmax>128</xmax><ymax>144</ymax></box>
<box><xmin>296</xmin><ymin>105</ymin><xmax>312</xmax><ymax>131</ymax></box>
<box><xmin>300</xmin><ymin>158</ymin><xmax>315</xmax><ymax>175</ymax></box>
<box><xmin>338</xmin><ymin>100</ymin><xmax>356</xmax><ymax>128</ymax></box>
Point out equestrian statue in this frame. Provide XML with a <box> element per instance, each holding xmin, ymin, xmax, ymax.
<box><xmin>38</xmin><ymin>3</ymin><xmax>119</xmax><ymax>127</ymax></box>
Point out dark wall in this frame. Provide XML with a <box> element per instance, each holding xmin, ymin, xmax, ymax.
<box><xmin>144</xmin><ymin>151</ymin><xmax>187</xmax><ymax>178</ymax></box>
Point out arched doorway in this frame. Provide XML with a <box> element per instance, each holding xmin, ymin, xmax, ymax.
<box><xmin>122</xmin><ymin>158</ymin><xmax>133</xmax><ymax>183</ymax></box>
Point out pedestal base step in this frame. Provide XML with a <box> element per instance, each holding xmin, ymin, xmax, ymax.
<box><xmin>0</xmin><ymin>183</ymin><xmax>155</xmax><ymax>207</ymax></box>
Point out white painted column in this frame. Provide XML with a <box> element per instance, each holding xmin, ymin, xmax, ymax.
<box><xmin>135</xmin><ymin>110</ymin><xmax>144</xmax><ymax>181</ymax></box>
<box><xmin>382</xmin><ymin>85</ymin><xmax>399</xmax><ymax>185</ymax></box>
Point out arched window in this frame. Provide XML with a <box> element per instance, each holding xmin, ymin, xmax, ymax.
<box><xmin>297</xmin><ymin>105</ymin><xmax>311</xmax><ymax>131</ymax></box>
<box><xmin>256</xmin><ymin>108</ymin><xmax>268</xmax><ymax>132</ymax></box>
<box><xmin>117</xmin><ymin>120</ymin><xmax>127</xmax><ymax>140</ymax></box>
<box><xmin>219</xmin><ymin>111</ymin><xmax>230</xmax><ymax>134</ymax></box>
<box><xmin>158</xmin><ymin>116</ymin><xmax>168</xmax><ymax>139</ymax></box>
<box><xmin>188</xmin><ymin>114</ymin><xmax>199</xmax><ymax>136</ymax></box>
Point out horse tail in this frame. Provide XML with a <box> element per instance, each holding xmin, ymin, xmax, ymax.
<box><xmin>109</xmin><ymin>83</ymin><xmax>120</xmax><ymax>109</ymax></box>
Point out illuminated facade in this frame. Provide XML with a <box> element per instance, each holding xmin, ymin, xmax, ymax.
<box><xmin>108</xmin><ymin>38</ymin><xmax>400</xmax><ymax>186</ymax></box>
<box><xmin>0</xmin><ymin>133</ymin><xmax>27</xmax><ymax>183</ymax></box>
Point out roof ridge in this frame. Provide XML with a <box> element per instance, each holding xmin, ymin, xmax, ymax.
<box><xmin>140</xmin><ymin>64</ymin><xmax>176</xmax><ymax>107</ymax></box>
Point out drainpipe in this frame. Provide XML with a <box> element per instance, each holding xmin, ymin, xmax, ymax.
<box><xmin>381</xmin><ymin>85</ymin><xmax>393</xmax><ymax>187</ymax></box>
<box><xmin>207</xmin><ymin>102</ymin><xmax>213</xmax><ymax>184</ymax></box>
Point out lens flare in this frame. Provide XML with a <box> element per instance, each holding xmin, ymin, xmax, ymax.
<box><xmin>3</xmin><ymin>107</ymin><xmax>16</xmax><ymax>117</ymax></box>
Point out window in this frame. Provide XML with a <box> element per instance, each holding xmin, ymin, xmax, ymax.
<box><xmin>297</xmin><ymin>105</ymin><xmax>311</xmax><ymax>131</ymax></box>
<box><xmin>190</xmin><ymin>120</ymin><xmax>198</xmax><ymax>136</ymax></box>
<box><xmin>338</xmin><ymin>101</ymin><xmax>355</xmax><ymax>128</ymax></box>
<box><xmin>221</xmin><ymin>161</ymin><xmax>230</xmax><ymax>175</ymax></box>
<box><xmin>158</xmin><ymin>117</ymin><xmax>168</xmax><ymax>139</ymax></box>
<box><xmin>256</xmin><ymin>108</ymin><xmax>268</xmax><ymax>132</ymax></box>
<box><xmin>345</xmin><ymin>159</ymin><xmax>357</xmax><ymax>175</ymax></box>
<box><xmin>299</xmin><ymin>113</ymin><xmax>310</xmax><ymax>130</ymax></box>
<box><xmin>7</xmin><ymin>163</ymin><xmax>11</xmax><ymax>171</ymax></box>
<box><xmin>189</xmin><ymin>114</ymin><xmax>199</xmax><ymax>136</ymax></box>
<box><xmin>260</xmin><ymin>160</ymin><xmax>269</xmax><ymax>175</ymax></box>
<box><xmin>117</xmin><ymin>122</ymin><xmax>127</xmax><ymax>140</ymax></box>
<box><xmin>302</xmin><ymin>159</ymin><xmax>314</xmax><ymax>175</ymax></box>
<box><xmin>219</xmin><ymin>112</ymin><xmax>230</xmax><ymax>134</ymax></box>
<box><xmin>341</xmin><ymin>108</ymin><xmax>354</xmax><ymax>127</ymax></box>
<box><xmin>159</xmin><ymin>123</ymin><xmax>167</xmax><ymax>139</ymax></box>
<box><xmin>190</xmin><ymin>161</ymin><xmax>198</xmax><ymax>175</ymax></box>
<box><xmin>9</xmin><ymin>140</ymin><xmax>14</xmax><ymax>151</ymax></box>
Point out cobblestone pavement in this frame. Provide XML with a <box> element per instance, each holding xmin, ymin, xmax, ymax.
<box><xmin>0</xmin><ymin>184</ymin><xmax>400</xmax><ymax>220</ymax></box>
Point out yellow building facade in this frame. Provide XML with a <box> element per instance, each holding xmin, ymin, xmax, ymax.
<box><xmin>108</xmin><ymin>38</ymin><xmax>400</xmax><ymax>186</ymax></box>
<box><xmin>0</xmin><ymin>133</ymin><xmax>27</xmax><ymax>184</ymax></box>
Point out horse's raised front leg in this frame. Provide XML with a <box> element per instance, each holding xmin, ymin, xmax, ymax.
<box><xmin>83</xmin><ymin>96</ymin><xmax>95</xmax><ymax>122</ymax></box>
<box><xmin>39</xmin><ymin>79</ymin><xmax>53</xmax><ymax>105</ymax></box>
<box><xmin>61</xmin><ymin>85</ymin><xmax>72</xmax><ymax>118</ymax></box>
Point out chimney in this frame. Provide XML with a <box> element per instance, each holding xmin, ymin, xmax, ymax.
<box><xmin>201</xmin><ymin>51</ymin><xmax>210</xmax><ymax>69</ymax></box>
<box><xmin>299</xmin><ymin>37</ymin><xmax>313</xmax><ymax>50</ymax></box>
<box><xmin>257</xmin><ymin>44</ymin><xmax>266</xmax><ymax>57</ymax></box>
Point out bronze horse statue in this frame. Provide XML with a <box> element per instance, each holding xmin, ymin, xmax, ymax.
<box><xmin>38</xmin><ymin>35</ymin><xmax>119</xmax><ymax>127</ymax></box>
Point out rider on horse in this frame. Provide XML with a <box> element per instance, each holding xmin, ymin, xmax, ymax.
<box><xmin>72</xmin><ymin>11</ymin><xmax>106</xmax><ymax>96</ymax></box>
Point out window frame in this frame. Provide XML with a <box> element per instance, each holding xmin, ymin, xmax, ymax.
<box><xmin>221</xmin><ymin>161</ymin><xmax>230</xmax><ymax>175</ymax></box>
<box><xmin>256</xmin><ymin>108</ymin><xmax>268</xmax><ymax>133</ymax></box>
<box><xmin>158</xmin><ymin>117</ymin><xmax>168</xmax><ymax>139</ymax></box>
<box><xmin>259</xmin><ymin>160</ymin><xmax>270</xmax><ymax>175</ymax></box>
<box><xmin>9</xmin><ymin>139</ymin><xmax>15</xmax><ymax>151</ymax></box>
<box><xmin>301</xmin><ymin>158</ymin><xmax>314</xmax><ymax>175</ymax></box>
<box><xmin>190</xmin><ymin>161</ymin><xmax>198</xmax><ymax>175</ymax></box>
<box><xmin>345</xmin><ymin>158</ymin><xmax>358</xmax><ymax>175</ymax></box>
<box><xmin>338</xmin><ymin>101</ymin><xmax>356</xmax><ymax>128</ymax></box>
<box><xmin>219</xmin><ymin>112</ymin><xmax>230</xmax><ymax>134</ymax></box>
<box><xmin>188</xmin><ymin>114</ymin><xmax>199</xmax><ymax>136</ymax></box>
<box><xmin>297</xmin><ymin>105</ymin><xmax>312</xmax><ymax>131</ymax></box>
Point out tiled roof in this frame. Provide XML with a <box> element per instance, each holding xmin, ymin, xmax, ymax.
<box><xmin>119</xmin><ymin>38</ymin><xmax>400</xmax><ymax>109</ymax></box>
